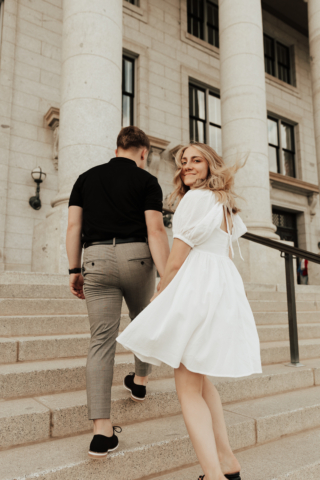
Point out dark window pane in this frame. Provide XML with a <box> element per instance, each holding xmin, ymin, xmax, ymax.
<box><xmin>123</xmin><ymin>59</ymin><xmax>133</xmax><ymax>94</ymax></box>
<box><xmin>209</xmin><ymin>94</ymin><xmax>221</xmax><ymax>125</ymax></box>
<box><xmin>207</xmin><ymin>2</ymin><xmax>219</xmax><ymax>47</ymax></box>
<box><xmin>190</xmin><ymin>118</ymin><xmax>205</xmax><ymax>143</ymax></box>
<box><xmin>122</xmin><ymin>95</ymin><xmax>131</xmax><ymax>127</ymax></box>
<box><xmin>188</xmin><ymin>0</ymin><xmax>204</xmax><ymax>39</ymax></box>
<box><xmin>263</xmin><ymin>34</ymin><xmax>275</xmax><ymax>76</ymax></box>
<box><xmin>265</xmin><ymin>58</ymin><xmax>274</xmax><ymax>76</ymax></box>
<box><xmin>268</xmin><ymin>145</ymin><xmax>279</xmax><ymax>173</ymax></box>
<box><xmin>282</xmin><ymin>151</ymin><xmax>295</xmax><ymax>177</ymax></box>
<box><xmin>281</xmin><ymin>123</ymin><xmax>294</xmax><ymax>151</ymax></box>
<box><xmin>209</xmin><ymin>125</ymin><xmax>222</xmax><ymax>155</ymax></box>
<box><xmin>277</xmin><ymin>42</ymin><xmax>291</xmax><ymax>84</ymax></box>
<box><xmin>267</xmin><ymin>118</ymin><xmax>278</xmax><ymax>146</ymax></box>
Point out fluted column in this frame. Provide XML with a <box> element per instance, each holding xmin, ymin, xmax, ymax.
<box><xmin>219</xmin><ymin>0</ymin><xmax>277</xmax><ymax>239</ymax></box>
<box><xmin>53</xmin><ymin>0</ymin><xmax>123</xmax><ymax>207</ymax></box>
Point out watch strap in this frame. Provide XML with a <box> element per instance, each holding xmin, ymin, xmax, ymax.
<box><xmin>69</xmin><ymin>268</ymin><xmax>82</xmax><ymax>275</ymax></box>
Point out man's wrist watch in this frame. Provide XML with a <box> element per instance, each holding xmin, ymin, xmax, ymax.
<box><xmin>69</xmin><ymin>268</ymin><xmax>82</xmax><ymax>275</ymax></box>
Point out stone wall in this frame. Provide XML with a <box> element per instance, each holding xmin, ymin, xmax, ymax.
<box><xmin>0</xmin><ymin>0</ymin><xmax>62</xmax><ymax>272</ymax></box>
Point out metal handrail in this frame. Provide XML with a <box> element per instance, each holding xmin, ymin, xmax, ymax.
<box><xmin>162</xmin><ymin>207</ymin><xmax>320</xmax><ymax>367</ymax></box>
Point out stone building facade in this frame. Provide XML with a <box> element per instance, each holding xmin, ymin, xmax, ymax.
<box><xmin>0</xmin><ymin>0</ymin><xmax>320</xmax><ymax>285</ymax></box>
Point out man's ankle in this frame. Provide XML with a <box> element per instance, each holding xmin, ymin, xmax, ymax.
<box><xmin>134</xmin><ymin>374</ymin><xmax>148</xmax><ymax>386</ymax></box>
<box><xmin>93</xmin><ymin>418</ymin><xmax>113</xmax><ymax>437</ymax></box>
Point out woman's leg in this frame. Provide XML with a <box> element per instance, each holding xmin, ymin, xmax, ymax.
<box><xmin>202</xmin><ymin>377</ymin><xmax>241</xmax><ymax>475</ymax></box>
<box><xmin>174</xmin><ymin>363</ymin><xmax>226</xmax><ymax>480</ymax></box>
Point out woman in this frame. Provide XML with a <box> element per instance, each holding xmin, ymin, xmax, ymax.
<box><xmin>117</xmin><ymin>143</ymin><xmax>262</xmax><ymax>480</ymax></box>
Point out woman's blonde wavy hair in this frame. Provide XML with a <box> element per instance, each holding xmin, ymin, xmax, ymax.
<box><xmin>168</xmin><ymin>143</ymin><xmax>244</xmax><ymax>214</ymax></box>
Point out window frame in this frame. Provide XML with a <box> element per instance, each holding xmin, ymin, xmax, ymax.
<box><xmin>263</xmin><ymin>33</ymin><xmax>293</xmax><ymax>86</ymax></box>
<box><xmin>189</xmin><ymin>80</ymin><xmax>221</xmax><ymax>154</ymax></box>
<box><xmin>267</xmin><ymin>114</ymin><xmax>297</xmax><ymax>178</ymax></box>
<box><xmin>122</xmin><ymin>54</ymin><xmax>135</xmax><ymax>128</ymax></box>
<box><xmin>187</xmin><ymin>0</ymin><xmax>219</xmax><ymax>48</ymax></box>
<box><xmin>125</xmin><ymin>0</ymin><xmax>139</xmax><ymax>6</ymax></box>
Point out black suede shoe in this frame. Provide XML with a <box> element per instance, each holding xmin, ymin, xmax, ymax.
<box><xmin>124</xmin><ymin>372</ymin><xmax>146</xmax><ymax>402</ymax></box>
<box><xmin>225</xmin><ymin>474</ymin><xmax>241</xmax><ymax>480</ymax></box>
<box><xmin>88</xmin><ymin>426</ymin><xmax>122</xmax><ymax>459</ymax></box>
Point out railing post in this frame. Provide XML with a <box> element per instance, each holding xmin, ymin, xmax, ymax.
<box><xmin>284</xmin><ymin>253</ymin><xmax>303</xmax><ymax>367</ymax></box>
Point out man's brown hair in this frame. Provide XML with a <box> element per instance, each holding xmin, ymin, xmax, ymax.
<box><xmin>117</xmin><ymin>126</ymin><xmax>150</xmax><ymax>151</ymax></box>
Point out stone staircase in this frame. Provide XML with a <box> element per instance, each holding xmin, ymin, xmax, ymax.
<box><xmin>1</xmin><ymin>272</ymin><xmax>320</xmax><ymax>479</ymax></box>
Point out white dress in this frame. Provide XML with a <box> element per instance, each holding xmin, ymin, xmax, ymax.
<box><xmin>117</xmin><ymin>189</ymin><xmax>262</xmax><ymax>377</ymax></box>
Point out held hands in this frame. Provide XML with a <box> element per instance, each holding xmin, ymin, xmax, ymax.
<box><xmin>150</xmin><ymin>278</ymin><xmax>162</xmax><ymax>302</ymax></box>
<box><xmin>69</xmin><ymin>273</ymin><xmax>85</xmax><ymax>299</ymax></box>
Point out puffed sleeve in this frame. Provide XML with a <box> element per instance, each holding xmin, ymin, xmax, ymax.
<box><xmin>172</xmin><ymin>190</ymin><xmax>223</xmax><ymax>248</ymax></box>
<box><xmin>232</xmin><ymin>214</ymin><xmax>247</xmax><ymax>241</ymax></box>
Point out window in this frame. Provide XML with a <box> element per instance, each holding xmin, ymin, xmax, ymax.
<box><xmin>272</xmin><ymin>209</ymin><xmax>298</xmax><ymax>246</ymax></box>
<box><xmin>187</xmin><ymin>0</ymin><xmax>219</xmax><ymax>48</ymax></box>
<box><xmin>263</xmin><ymin>34</ymin><xmax>292</xmax><ymax>85</ymax></box>
<box><xmin>122</xmin><ymin>56</ymin><xmax>135</xmax><ymax>127</ymax></box>
<box><xmin>268</xmin><ymin>116</ymin><xmax>296</xmax><ymax>177</ymax></box>
<box><xmin>189</xmin><ymin>83</ymin><xmax>222</xmax><ymax>155</ymax></box>
<box><xmin>125</xmin><ymin>0</ymin><xmax>139</xmax><ymax>5</ymax></box>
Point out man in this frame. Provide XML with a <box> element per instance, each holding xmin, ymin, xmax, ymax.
<box><xmin>66</xmin><ymin>126</ymin><xmax>170</xmax><ymax>458</ymax></box>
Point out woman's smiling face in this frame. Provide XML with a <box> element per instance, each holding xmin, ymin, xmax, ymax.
<box><xmin>180</xmin><ymin>146</ymin><xmax>209</xmax><ymax>187</ymax></box>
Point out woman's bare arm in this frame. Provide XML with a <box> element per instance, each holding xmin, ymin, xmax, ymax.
<box><xmin>151</xmin><ymin>238</ymin><xmax>191</xmax><ymax>300</ymax></box>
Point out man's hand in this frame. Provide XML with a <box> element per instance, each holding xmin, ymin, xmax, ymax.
<box><xmin>69</xmin><ymin>273</ymin><xmax>85</xmax><ymax>299</ymax></box>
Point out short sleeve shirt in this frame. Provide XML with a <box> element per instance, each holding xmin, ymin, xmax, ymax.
<box><xmin>69</xmin><ymin>157</ymin><xmax>163</xmax><ymax>243</ymax></box>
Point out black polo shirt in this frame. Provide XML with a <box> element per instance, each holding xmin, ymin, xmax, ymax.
<box><xmin>69</xmin><ymin>157</ymin><xmax>163</xmax><ymax>243</ymax></box>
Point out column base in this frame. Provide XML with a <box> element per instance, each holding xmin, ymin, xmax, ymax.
<box><xmin>32</xmin><ymin>203</ymin><xmax>69</xmax><ymax>274</ymax></box>
<box><xmin>234</xmin><ymin>238</ymin><xmax>286</xmax><ymax>285</ymax></box>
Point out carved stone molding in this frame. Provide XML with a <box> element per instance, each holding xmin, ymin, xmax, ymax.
<box><xmin>308</xmin><ymin>192</ymin><xmax>319</xmax><ymax>218</ymax></box>
<box><xmin>170</xmin><ymin>144</ymin><xmax>183</xmax><ymax>162</ymax></box>
<box><xmin>269</xmin><ymin>172</ymin><xmax>319</xmax><ymax>196</ymax></box>
<box><xmin>147</xmin><ymin>135</ymin><xmax>170</xmax><ymax>177</ymax></box>
<box><xmin>44</xmin><ymin>107</ymin><xmax>60</xmax><ymax>170</ymax></box>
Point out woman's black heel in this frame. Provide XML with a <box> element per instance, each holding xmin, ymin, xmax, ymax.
<box><xmin>225</xmin><ymin>473</ymin><xmax>241</xmax><ymax>480</ymax></box>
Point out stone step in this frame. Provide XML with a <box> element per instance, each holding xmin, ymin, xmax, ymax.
<box><xmin>254</xmin><ymin>311</ymin><xmax>320</xmax><ymax>325</ymax></box>
<box><xmin>250</xmin><ymin>300</ymin><xmax>320</xmax><ymax>312</ymax></box>
<box><xmin>0</xmin><ymin>363</ymin><xmax>315</xmax><ymax>447</ymax></box>
<box><xmin>2</xmin><ymin>319</ymin><xmax>320</xmax><ymax>364</ymax></box>
<box><xmin>246</xmin><ymin>290</ymin><xmax>320</xmax><ymax>302</ymax></box>
<box><xmin>0</xmin><ymin>354</ymin><xmax>173</xmax><ymax>399</ymax></box>
<box><xmin>0</xmin><ymin>283</ymin><xmax>74</xmax><ymax>299</ymax></box>
<box><xmin>257</xmin><ymin>323</ymin><xmax>320</xmax><ymax>342</ymax></box>
<box><xmin>225</xmin><ymin>385</ymin><xmax>320</xmax><ymax>444</ymax></box>
<box><xmin>0</xmin><ymin>413</ymin><xmax>255</xmax><ymax>479</ymax></box>
<box><xmin>0</xmin><ymin>272</ymin><xmax>69</xmax><ymax>285</ymax></box>
<box><xmin>0</xmin><ymin>332</ymin><xmax>130</xmax><ymax>363</ymax></box>
<box><xmin>0</xmin><ymin>314</ymin><xmax>129</xmax><ymax>337</ymax></box>
<box><xmin>261</xmin><ymin>338</ymin><xmax>320</xmax><ymax>364</ymax></box>
<box><xmin>0</xmin><ymin>298</ymin><xmax>88</xmax><ymax>316</ymax></box>
<box><xmin>145</xmin><ymin>427</ymin><xmax>320</xmax><ymax>480</ymax></box>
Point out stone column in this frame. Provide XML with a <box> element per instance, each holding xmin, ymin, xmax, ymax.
<box><xmin>46</xmin><ymin>0</ymin><xmax>122</xmax><ymax>273</ymax></box>
<box><xmin>219</xmin><ymin>0</ymin><xmax>283</xmax><ymax>285</ymax></box>
<box><xmin>308</xmin><ymin>0</ymin><xmax>320</xmax><ymax>187</ymax></box>
<box><xmin>306</xmin><ymin>0</ymin><xmax>320</xmax><ymax>284</ymax></box>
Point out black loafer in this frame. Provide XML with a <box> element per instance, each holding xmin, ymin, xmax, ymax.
<box><xmin>88</xmin><ymin>426</ymin><xmax>122</xmax><ymax>459</ymax></box>
<box><xmin>225</xmin><ymin>473</ymin><xmax>241</xmax><ymax>480</ymax></box>
<box><xmin>124</xmin><ymin>372</ymin><xmax>146</xmax><ymax>402</ymax></box>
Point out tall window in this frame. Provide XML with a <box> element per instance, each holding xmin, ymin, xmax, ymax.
<box><xmin>122</xmin><ymin>56</ymin><xmax>135</xmax><ymax>127</ymax></box>
<box><xmin>263</xmin><ymin>34</ymin><xmax>292</xmax><ymax>85</ymax></box>
<box><xmin>189</xmin><ymin>83</ymin><xmax>221</xmax><ymax>155</ymax></box>
<box><xmin>187</xmin><ymin>0</ymin><xmax>219</xmax><ymax>48</ymax></box>
<box><xmin>268</xmin><ymin>116</ymin><xmax>296</xmax><ymax>177</ymax></box>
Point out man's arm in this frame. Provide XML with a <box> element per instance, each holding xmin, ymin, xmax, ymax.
<box><xmin>66</xmin><ymin>206</ymin><xmax>85</xmax><ymax>299</ymax></box>
<box><xmin>145</xmin><ymin>210</ymin><xmax>170</xmax><ymax>283</ymax></box>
